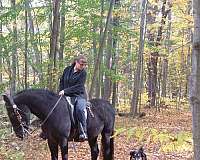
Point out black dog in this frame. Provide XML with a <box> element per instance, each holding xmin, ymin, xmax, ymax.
<box><xmin>130</xmin><ymin>147</ymin><xmax>147</xmax><ymax>160</ymax></box>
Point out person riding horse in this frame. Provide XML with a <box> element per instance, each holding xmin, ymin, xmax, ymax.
<box><xmin>59</xmin><ymin>54</ymin><xmax>88</xmax><ymax>141</ymax></box>
<box><xmin>39</xmin><ymin>54</ymin><xmax>88</xmax><ymax>141</ymax></box>
<box><xmin>3</xmin><ymin>89</ymin><xmax>115</xmax><ymax>160</ymax></box>
<box><xmin>3</xmin><ymin>55</ymin><xmax>115</xmax><ymax>160</ymax></box>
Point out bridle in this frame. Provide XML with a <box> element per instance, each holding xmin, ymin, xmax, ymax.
<box><xmin>8</xmin><ymin>104</ymin><xmax>30</xmax><ymax>138</ymax></box>
<box><xmin>9</xmin><ymin>95</ymin><xmax>63</xmax><ymax>137</ymax></box>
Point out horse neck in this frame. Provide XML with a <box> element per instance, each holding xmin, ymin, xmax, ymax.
<box><xmin>14</xmin><ymin>92</ymin><xmax>45</xmax><ymax>119</ymax></box>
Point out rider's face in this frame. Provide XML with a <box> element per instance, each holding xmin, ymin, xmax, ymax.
<box><xmin>75</xmin><ymin>59</ymin><xmax>87</xmax><ymax>71</ymax></box>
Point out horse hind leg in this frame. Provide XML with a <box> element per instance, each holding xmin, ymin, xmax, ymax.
<box><xmin>48</xmin><ymin>138</ymin><xmax>59</xmax><ymax>160</ymax></box>
<box><xmin>101</xmin><ymin>131</ymin><xmax>114</xmax><ymax>160</ymax></box>
<box><xmin>59</xmin><ymin>137</ymin><xmax>68</xmax><ymax>160</ymax></box>
<box><xmin>88</xmin><ymin>136</ymin><xmax>99</xmax><ymax>160</ymax></box>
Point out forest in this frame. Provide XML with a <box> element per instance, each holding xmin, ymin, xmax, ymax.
<box><xmin>0</xmin><ymin>0</ymin><xmax>198</xmax><ymax>159</ymax></box>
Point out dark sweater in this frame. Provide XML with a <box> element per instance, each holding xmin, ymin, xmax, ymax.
<box><xmin>59</xmin><ymin>64</ymin><xmax>87</xmax><ymax>98</ymax></box>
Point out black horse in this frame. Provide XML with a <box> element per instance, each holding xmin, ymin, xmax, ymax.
<box><xmin>2</xmin><ymin>89</ymin><xmax>115</xmax><ymax>160</ymax></box>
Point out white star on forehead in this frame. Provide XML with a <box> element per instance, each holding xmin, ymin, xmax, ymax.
<box><xmin>13</xmin><ymin>105</ymin><xmax>17</xmax><ymax>109</ymax></box>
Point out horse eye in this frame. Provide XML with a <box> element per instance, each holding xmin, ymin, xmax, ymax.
<box><xmin>10</xmin><ymin>112</ymin><xmax>16</xmax><ymax>117</ymax></box>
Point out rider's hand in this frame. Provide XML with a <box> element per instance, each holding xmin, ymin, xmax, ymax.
<box><xmin>59</xmin><ymin>90</ymin><xmax>64</xmax><ymax>96</ymax></box>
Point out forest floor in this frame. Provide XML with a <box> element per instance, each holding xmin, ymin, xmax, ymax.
<box><xmin>0</xmin><ymin>103</ymin><xmax>193</xmax><ymax>160</ymax></box>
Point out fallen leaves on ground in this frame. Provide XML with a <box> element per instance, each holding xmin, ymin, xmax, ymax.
<box><xmin>0</xmin><ymin>107</ymin><xmax>193</xmax><ymax>160</ymax></box>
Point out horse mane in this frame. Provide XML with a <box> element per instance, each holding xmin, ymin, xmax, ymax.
<box><xmin>15</xmin><ymin>88</ymin><xmax>59</xmax><ymax>98</ymax></box>
<box><xmin>12</xmin><ymin>89</ymin><xmax>61</xmax><ymax>107</ymax></box>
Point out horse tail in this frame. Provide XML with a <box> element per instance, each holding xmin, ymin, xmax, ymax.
<box><xmin>110</xmin><ymin>130</ymin><xmax>114</xmax><ymax>160</ymax></box>
<box><xmin>101</xmin><ymin>129</ymin><xmax>114</xmax><ymax>160</ymax></box>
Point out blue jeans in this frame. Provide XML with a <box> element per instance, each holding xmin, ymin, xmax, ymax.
<box><xmin>75</xmin><ymin>96</ymin><xmax>87</xmax><ymax>136</ymax></box>
<box><xmin>76</xmin><ymin>96</ymin><xmax>87</xmax><ymax>120</ymax></box>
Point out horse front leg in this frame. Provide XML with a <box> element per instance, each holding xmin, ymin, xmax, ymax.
<box><xmin>59</xmin><ymin>137</ymin><xmax>68</xmax><ymax>160</ymax></box>
<box><xmin>48</xmin><ymin>138</ymin><xmax>58</xmax><ymax>160</ymax></box>
<box><xmin>88</xmin><ymin>136</ymin><xmax>99</xmax><ymax>160</ymax></box>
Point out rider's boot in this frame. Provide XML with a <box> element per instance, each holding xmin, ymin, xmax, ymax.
<box><xmin>78</xmin><ymin>110</ymin><xmax>88</xmax><ymax>141</ymax></box>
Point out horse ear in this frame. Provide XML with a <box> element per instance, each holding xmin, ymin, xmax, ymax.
<box><xmin>2</xmin><ymin>94</ymin><xmax>14</xmax><ymax>106</ymax></box>
<box><xmin>139</xmin><ymin>146</ymin><xmax>144</xmax><ymax>152</ymax></box>
<box><xmin>130</xmin><ymin>150</ymin><xmax>136</xmax><ymax>156</ymax></box>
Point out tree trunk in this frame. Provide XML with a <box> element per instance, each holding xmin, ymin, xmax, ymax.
<box><xmin>157</xmin><ymin>57</ymin><xmax>162</xmax><ymax>108</ymax></box>
<box><xmin>92</xmin><ymin>26</ymin><xmax>98</xmax><ymax>58</ymax></box>
<box><xmin>186</xmin><ymin>46</ymin><xmax>191</xmax><ymax>96</ymax></box>
<box><xmin>24</xmin><ymin>0</ymin><xmax>28</xmax><ymax>89</ymax></box>
<box><xmin>161</xmin><ymin>58</ymin><xmax>168</xmax><ymax>97</ymax></box>
<box><xmin>0</xmin><ymin>0</ymin><xmax>2</xmax><ymax>83</ymax></box>
<box><xmin>130</xmin><ymin>0</ymin><xmax>147</xmax><ymax>115</ymax></box>
<box><xmin>94</xmin><ymin>69</ymin><xmax>101</xmax><ymax>98</ymax></box>
<box><xmin>89</xmin><ymin>0</ymin><xmax>115</xmax><ymax>99</ymax></box>
<box><xmin>27</xmin><ymin>1</ymin><xmax>43</xmax><ymax>82</ymax></box>
<box><xmin>59</xmin><ymin>0</ymin><xmax>66</xmax><ymax>65</ymax></box>
<box><xmin>190</xmin><ymin>0</ymin><xmax>200</xmax><ymax>159</ymax></box>
<box><xmin>103</xmin><ymin>19</ymin><xmax>112</xmax><ymax>100</ymax></box>
<box><xmin>111</xmin><ymin>0</ymin><xmax>120</xmax><ymax>108</ymax></box>
<box><xmin>147</xmin><ymin>0</ymin><xmax>170</xmax><ymax>106</ymax></box>
<box><xmin>90</xmin><ymin>0</ymin><xmax>104</xmax><ymax>99</ymax></box>
<box><xmin>10</xmin><ymin>0</ymin><xmax>17</xmax><ymax>95</ymax></box>
<box><xmin>48</xmin><ymin>0</ymin><xmax>61</xmax><ymax>90</ymax></box>
<box><xmin>185</xmin><ymin>0</ymin><xmax>192</xmax><ymax>97</ymax></box>
<box><xmin>162</xmin><ymin>0</ymin><xmax>172</xmax><ymax>98</ymax></box>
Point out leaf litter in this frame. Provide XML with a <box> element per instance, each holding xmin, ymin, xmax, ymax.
<box><xmin>0</xmin><ymin>107</ymin><xmax>193</xmax><ymax>160</ymax></box>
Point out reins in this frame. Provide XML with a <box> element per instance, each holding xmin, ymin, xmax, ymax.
<box><xmin>40</xmin><ymin>95</ymin><xmax>63</xmax><ymax>126</ymax></box>
<box><xmin>11</xmin><ymin>105</ymin><xmax>31</xmax><ymax>137</ymax></box>
<box><xmin>30</xmin><ymin>95</ymin><xmax>63</xmax><ymax>134</ymax></box>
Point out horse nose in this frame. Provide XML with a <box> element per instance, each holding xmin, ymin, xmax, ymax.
<box><xmin>16</xmin><ymin>133</ymin><xmax>24</xmax><ymax>140</ymax></box>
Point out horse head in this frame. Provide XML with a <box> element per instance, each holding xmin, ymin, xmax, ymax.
<box><xmin>2</xmin><ymin>94</ymin><xmax>28</xmax><ymax>139</ymax></box>
<box><xmin>130</xmin><ymin>147</ymin><xmax>147</xmax><ymax>160</ymax></box>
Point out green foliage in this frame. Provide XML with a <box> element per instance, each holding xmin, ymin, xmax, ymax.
<box><xmin>0</xmin><ymin>0</ymin><xmax>192</xmax><ymax>107</ymax></box>
<box><xmin>0</xmin><ymin>104</ymin><xmax>25</xmax><ymax>160</ymax></box>
<box><xmin>0</xmin><ymin>5</ymin><xmax>22</xmax><ymax>25</ymax></box>
<box><xmin>0</xmin><ymin>128</ymin><xmax>9</xmax><ymax>139</ymax></box>
<box><xmin>126</xmin><ymin>127</ymin><xmax>135</xmax><ymax>140</ymax></box>
<box><xmin>103</xmin><ymin>66</ymin><xmax>125</xmax><ymax>82</ymax></box>
<box><xmin>160</xmin><ymin>132</ymin><xmax>192</xmax><ymax>152</ymax></box>
<box><xmin>0</xmin><ymin>82</ymin><xmax>9</xmax><ymax>94</ymax></box>
<box><xmin>115</xmin><ymin>126</ymin><xmax>192</xmax><ymax>153</ymax></box>
<box><xmin>134</xmin><ymin>128</ymin><xmax>146</xmax><ymax>142</ymax></box>
<box><xmin>112</xmin><ymin>127</ymin><xmax>127</xmax><ymax>138</ymax></box>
